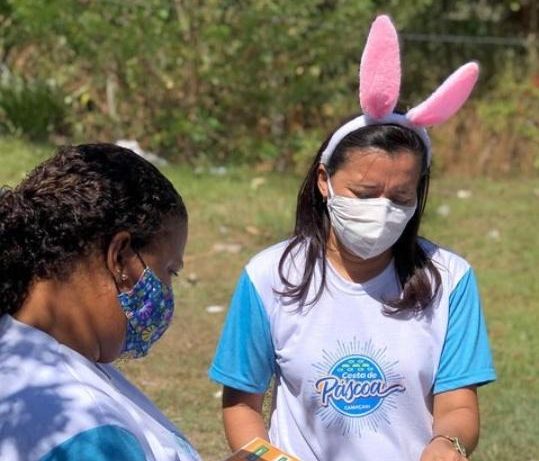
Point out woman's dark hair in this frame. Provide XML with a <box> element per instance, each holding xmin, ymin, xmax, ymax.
<box><xmin>277</xmin><ymin>122</ymin><xmax>441</xmax><ymax>312</ymax></box>
<box><xmin>0</xmin><ymin>143</ymin><xmax>187</xmax><ymax>316</ymax></box>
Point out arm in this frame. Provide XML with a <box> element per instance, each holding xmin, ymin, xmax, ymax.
<box><xmin>420</xmin><ymin>387</ymin><xmax>479</xmax><ymax>461</ymax></box>
<box><xmin>222</xmin><ymin>386</ymin><xmax>268</xmax><ymax>451</ymax></box>
<box><xmin>421</xmin><ymin>266</ymin><xmax>496</xmax><ymax>460</ymax></box>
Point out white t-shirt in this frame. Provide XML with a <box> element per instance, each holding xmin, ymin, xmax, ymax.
<box><xmin>209</xmin><ymin>239</ymin><xmax>496</xmax><ymax>461</ymax></box>
<box><xmin>0</xmin><ymin>314</ymin><xmax>201</xmax><ymax>461</ymax></box>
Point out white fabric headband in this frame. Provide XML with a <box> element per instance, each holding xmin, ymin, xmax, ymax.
<box><xmin>319</xmin><ymin>113</ymin><xmax>432</xmax><ymax>166</ymax></box>
<box><xmin>320</xmin><ymin>15</ymin><xmax>479</xmax><ymax>168</ymax></box>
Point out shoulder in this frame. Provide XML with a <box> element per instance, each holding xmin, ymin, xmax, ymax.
<box><xmin>419</xmin><ymin>238</ymin><xmax>473</xmax><ymax>287</ymax></box>
<box><xmin>244</xmin><ymin>239</ymin><xmax>292</xmax><ymax>283</ymax></box>
<box><xmin>246</xmin><ymin>240</ymin><xmax>291</xmax><ymax>273</ymax></box>
<box><xmin>0</xmin><ymin>317</ymin><xmax>143</xmax><ymax>459</ymax></box>
<box><xmin>243</xmin><ymin>239</ymin><xmax>307</xmax><ymax>298</ymax></box>
<box><xmin>245</xmin><ymin>239</ymin><xmax>307</xmax><ymax>285</ymax></box>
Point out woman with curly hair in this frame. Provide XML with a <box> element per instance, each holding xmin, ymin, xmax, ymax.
<box><xmin>0</xmin><ymin>144</ymin><xmax>201</xmax><ymax>460</ymax></box>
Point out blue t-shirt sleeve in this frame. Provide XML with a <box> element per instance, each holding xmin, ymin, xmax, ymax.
<box><xmin>208</xmin><ymin>269</ymin><xmax>275</xmax><ymax>393</ymax></box>
<box><xmin>40</xmin><ymin>425</ymin><xmax>145</xmax><ymax>461</ymax></box>
<box><xmin>433</xmin><ymin>268</ymin><xmax>497</xmax><ymax>394</ymax></box>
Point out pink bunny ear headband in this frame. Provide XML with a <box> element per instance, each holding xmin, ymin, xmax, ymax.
<box><xmin>320</xmin><ymin>15</ymin><xmax>479</xmax><ymax>167</ymax></box>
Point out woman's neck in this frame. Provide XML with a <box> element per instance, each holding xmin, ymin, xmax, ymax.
<box><xmin>13</xmin><ymin>278</ymin><xmax>100</xmax><ymax>361</ymax></box>
<box><xmin>325</xmin><ymin>230</ymin><xmax>392</xmax><ymax>283</ymax></box>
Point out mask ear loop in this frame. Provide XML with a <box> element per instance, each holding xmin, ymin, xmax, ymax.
<box><xmin>135</xmin><ymin>251</ymin><xmax>148</xmax><ymax>269</ymax></box>
<box><xmin>114</xmin><ymin>252</ymin><xmax>148</xmax><ymax>294</ymax></box>
<box><xmin>324</xmin><ymin>169</ymin><xmax>335</xmax><ymax>200</ymax></box>
<box><xmin>111</xmin><ymin>273</ymin><xmax>122</xmax><ymax>293</ymax></box>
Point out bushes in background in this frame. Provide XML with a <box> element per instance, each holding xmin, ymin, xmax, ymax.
<box><xmin>0</xmin><ymin>76</ymin><xmax>69</xmax><ymax>141</ymax></box>
<box><xmin>0</xmin><ymin>0</ymin><xmax>536</xmax><ymax>175</ymax></box>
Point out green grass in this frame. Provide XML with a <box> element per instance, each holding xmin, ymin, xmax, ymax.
<box><xmin>0</xmin><ymin>137</ymin><xmax>50</xmax><ymax>186</ymax></box>
<box><xmin>1</xmin><ymin>137</ymin><xmax>538</xmax><ymax>460</ymax></box>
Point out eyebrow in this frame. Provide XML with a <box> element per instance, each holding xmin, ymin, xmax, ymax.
<box><xmin>348</xmin><ymin>183</ymin><xmax>382</xmax><ymax>190</ymax></box>
<box><xmin>349</xmin><ymin>185</ymin><xmax>416</xmax><ymax>197</ymax></box>
<box><xmin>392</xmin><ymin>187</ymin><xmax>416</xmax><ymax>194</ymax></box>
<box><xmin>353</xmin><ymin>184</ymin><xmax>381</xmax><ymax>189</ymax></box>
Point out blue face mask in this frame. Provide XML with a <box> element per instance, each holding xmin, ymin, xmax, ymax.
<box><xmin>117</xmin><ymin>257</ymin><xmax>175</xmax><ymax>359</ymax></box>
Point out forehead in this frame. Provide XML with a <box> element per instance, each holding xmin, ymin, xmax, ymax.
<box><xmin>148</xmin><ymin>214</ymin><xmax>187</xmax><ymax>259</ymax></box>
<box><xmin>333</xmin><ymin>148</ymin><xmax>421</xmax><ymax>184</ymax></box>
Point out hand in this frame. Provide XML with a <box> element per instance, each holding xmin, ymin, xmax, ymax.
<box><xmin>419</xmin><ymin>437</ymin><xmax>468</xmax><ymax>461</ymax></box>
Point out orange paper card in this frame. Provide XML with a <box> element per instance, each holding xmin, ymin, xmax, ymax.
<box><xmin>223</xmin><ymin>437</ymin><xmax>300</xmax><ymax>461</ymax></box>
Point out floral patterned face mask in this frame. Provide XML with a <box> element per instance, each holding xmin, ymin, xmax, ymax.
<box><xmin>117</xmin><ymin>255</ymin><xmax>175</xmax><ymax>359</ymax></box>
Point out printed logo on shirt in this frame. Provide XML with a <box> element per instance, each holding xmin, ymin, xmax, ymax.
<box><xmin>310</xmin><ymin>338</ymin><xmax>405</xmax><ymax>436</ymax></box>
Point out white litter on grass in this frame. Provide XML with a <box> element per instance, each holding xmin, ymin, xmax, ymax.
<box><xmin>456</xmin><ymin>189</ymin><xmax>472</xmax><ymax>199</ymax></box>
<box><xmin>212</xmin><ymin>242</ymin><xmax>243</xmax><ymax>254</ymax></box>
<box><xmin>116</xmin><ymin>139</ymin><xmax>168</xmax><ymax>166</ymax></box>
<box><xmin>209</xmin><ymin>166</ymin><xmax>228</xmax><ymax>176</ymax></box>
<box><xmin>245</xmin><ymin>225</ymin><xmax>261</xmax><ymax>236</ymax></box>
<box><xmin>436</xmin><ymin>204</ymin><xmax>451</xmax><ymax>217</ymax></box>
<box><xmin>206</xmin><ymin>305</ymin><xmax>225</xmax><ymax>314</ymax></box>
<box><xmin>213</xmin><ymin>390</ymin><xmax>223</xmax><ymax>399</ymax></box>
<box><xmin>250</xmin><ymin>177</ymin><xmax>267</xmax><ymax>190</ymax></box>
<box><xmin>487</xmin><ymin>229</ymin><xmax>501</xmax><ymax>240</ymax></box>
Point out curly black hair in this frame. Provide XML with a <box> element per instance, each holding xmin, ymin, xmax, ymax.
<box><xmin>0</xmin><ymin>143</ymin><xmax>187</xmax><ymax>316</ymax></box>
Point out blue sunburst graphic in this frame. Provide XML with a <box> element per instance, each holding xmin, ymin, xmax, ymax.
<box><xmin>309</xmin><ymin>338</ymin><xmax>405</xmax><ymax>437</ymax></box>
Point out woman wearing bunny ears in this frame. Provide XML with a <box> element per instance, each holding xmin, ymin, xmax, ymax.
<box><xmin>209</xmin><ymin>15</ymin><xmax>496</xmax><ymax>461</ymax></box>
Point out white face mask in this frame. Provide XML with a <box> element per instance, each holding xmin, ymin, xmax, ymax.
<box><xmin>326</xmin><ymin>178</ymin><xmax>417</xmax><ymax>260</ymax></box>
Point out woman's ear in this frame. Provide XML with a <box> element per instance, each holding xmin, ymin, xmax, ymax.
<box><xmin>106</xmin><ymin>231</ymin><xmax>134</xmax><ymax>288</ymax></box>
<box><xmin>317</xmin><ymin>165</ymin><xmax>329</xmax><ymax>200</ymax></box>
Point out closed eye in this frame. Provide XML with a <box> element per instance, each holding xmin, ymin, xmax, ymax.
<box><xmin>170</xmin><ymin>260</ymin><xmax>184</xmax><ymax>278</ymax></box>
<box><xmin>391</xmin><ymin>197</ymin><xmax>416</xmax><ymax>206</ymax></box>
<box><xmin>350</xmin><ymin>189</ymin><xmax>380</xmax><ymax>199</ymax></box>
<box><xmin>357</xmin><ymin>193</ymin><xmax>378</xmax><ymax>199</ymax></box>
<box><xmin>170</xmin><ymin>268</ymin><xmax>182</xmax><ymax>278</ymax></box>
